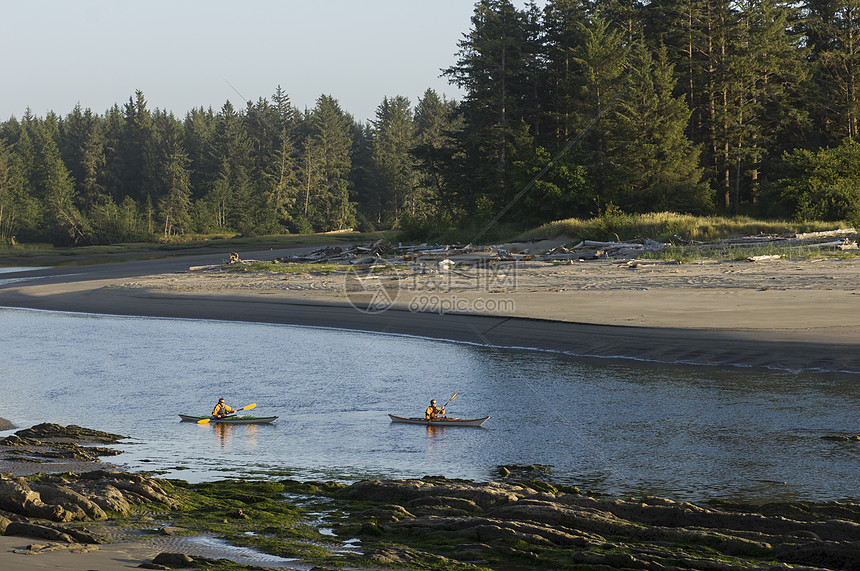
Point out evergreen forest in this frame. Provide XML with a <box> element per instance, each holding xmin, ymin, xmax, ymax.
<box><xmin>1</xmin><ymin>0</ymin><xmax>859</xmax><ymax>247</ymax></box>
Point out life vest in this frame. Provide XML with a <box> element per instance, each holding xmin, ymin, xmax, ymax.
<box><xmin>425</xmin><ymin>405</ymin><xmax>443</xmax><ymax>420</ymax></box>
<box><xmin>213</xmin><ymin>403</ymin><xmax>234</xmax><ymax>417</ymax></box>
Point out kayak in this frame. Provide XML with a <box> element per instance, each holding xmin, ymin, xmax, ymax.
<box><xmin>388</xmin><ymin>414</ymin><xmax>489</xmax><ymax>427</ymax></box>
<box><xmin>179</xmin><ymin>414</ymin><xmax>278</xmax><ymax>425</ymax></box>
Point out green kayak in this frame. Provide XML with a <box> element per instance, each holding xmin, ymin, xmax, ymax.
<box><xmin>179</xmin><ymin>414</ymin><xmax>278</xmax><ymax>424</ymax></box>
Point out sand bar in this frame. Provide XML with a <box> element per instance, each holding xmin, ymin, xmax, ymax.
<box><xmin>1</xmin><ymin>248</ymin><xmax>859</xmax><ymax>373</ymax></box>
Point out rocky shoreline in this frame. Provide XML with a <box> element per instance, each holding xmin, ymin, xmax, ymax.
<box><xmin>1</xmin><ymin>423</ymin><xmax>859</xmax><ymax>570</ymax></box>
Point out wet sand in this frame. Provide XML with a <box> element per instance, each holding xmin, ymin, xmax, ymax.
<box><xmin>0</xmin><ymin>536</ymin><xmax>165</xmax><ymax>571</ymax></box>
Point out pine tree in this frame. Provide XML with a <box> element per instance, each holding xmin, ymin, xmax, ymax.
<box><xmin>444</xmin><ymin>0</ymin><xmax>535</xmax><ymax>212</ymax></box>
<box><xmin>183</xmin><ymin>107</ymin><xmax>217</xmax><ymax>198</ymax></box>
<box><xmin>101</xmin><ymin>104</ymin><xmax>126</xmax><ymax>202</ymax></box>
<box><xmin>60</xmin><ymin>104</ymin><xmax>104</xmax><ymax>207</ymax></box>
<box><xmin>211</xmin><ymin>101</ymin><xmax>256</xmax><ymax>233</ymax></box>
<box><xmin>412</xmin><ymin>89</ymin><xmax>462</xmax><ymax>220</ymax></box>
<box><xmin>254</xmin><ymin>88</ymin><xmax>301</xmax><ymax>233</ymax></box>
<box><xmin>542</xmin><ymin>0</ymin><xmax>590</xmax><ymax>146</ymax></box>
<box><xmin>569</xmin><ymin>17</ymin><xmax>629</xmax><ymax>205</ymax></box>
<box><xmin>120</xmin><ymin>90</ymin><xmax>158</xmax><ymax>203</ymax></box>
<box><xmin>159</xmin><ymin>149</ymin><xmax>192</xmax><ymax>237</ymax></box>
<box><xmin>307</xmin><ymin>95</ymin><xmax>354</xmax><ymax>230</ymax></box>
<box><xmin>371</xmin><ymin>96</ymin><xmax>418</xmax><ymax>225</ymax></box>
<box><xmin>29</xmin><ymin>115</ymin><xmax>88</xmax><ymax>244</ymax></box>
<box><xmin>0</xmin><ymin>138</ymin><xmax>35</xmax><ymax>243</ymax></box>
<box><xmin>271</xmin><ymin>85</ymin><xmax>297</xmax><ymax>137</ymax></box>
<box><xmin>804</xmin><ymin>0</ymin><xmax>860</xmax><ymax>143</ymax></box>
<box><xmin>213</xmin><ymin>100</ymin><xmax>253</xmax><ymax>178</ymax></box>
<box><xmin>263</xmin><ymin>129</ymin><xmax>301</xmax><ymax>232</ymax></box>
<box><xmin>613</xmin><ymin>43</ymin><xmax>712</xmax><ymax>212</ymax></box>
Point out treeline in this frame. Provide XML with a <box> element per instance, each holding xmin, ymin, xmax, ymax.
<box><xmin>0</xmin><ymin>88</ymin><xmax>458</xmax><ymax>246</ymax></box>
<box><xmin>1</xmin><ymin>0</ymin><xmax>859</xmax><ymax>247</ymax></box>
<box><xmin>441</xmin><ymin>0</ymin><xmax>860</xmax><ymax>229</ymax></box>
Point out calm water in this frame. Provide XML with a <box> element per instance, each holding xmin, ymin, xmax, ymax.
<box><xmin>1</xmin><ymin>307</ymin><xmax>857</xmax><ymax>503</ymax></box>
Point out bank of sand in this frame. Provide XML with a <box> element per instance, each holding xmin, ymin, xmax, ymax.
<box><xmin>1</xmin><ymin>254</ymin><xmax>860</xmax><ymax>569</ymax></box>
<box><xmin>1</xmin><ymin>253</ymin><xmax>859</xmax><ymax>373</ymax></box>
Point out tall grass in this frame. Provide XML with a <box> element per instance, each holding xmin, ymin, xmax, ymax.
<box><xmin>515</xmin><ymin>212</ymin><xmax>852</xmax><ymax>244</ymax></box>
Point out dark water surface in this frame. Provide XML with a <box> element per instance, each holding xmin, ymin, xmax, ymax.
<box><xmin>1</xmin><ymin>307</ymin><xmax>857</xmax><ymax>503</ymax></box>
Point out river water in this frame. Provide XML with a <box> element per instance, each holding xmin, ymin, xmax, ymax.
<box><xmin>1</xmin><ymin>306</ymin><xmax>857</xmax><ymax>503</ymax></box>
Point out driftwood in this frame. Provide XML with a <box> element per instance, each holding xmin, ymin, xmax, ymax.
<box><xmin>794</xmin><ymin>239</ymin><xmax>858</xmax><ymax>250</ymax></box>
<box><xmin>191</xmin><ymin>228</ymin><xmax>857</xmax><ymax>272</ymax></box>
<box><xmin>188</xmin><ymin>264</ymin><xmax>220</xmax><ymax>271</ymax></box>
<box><xmin>795</xmin><ymin>228</ymin><xmax>856</xmax><ymax>240</ymax></box>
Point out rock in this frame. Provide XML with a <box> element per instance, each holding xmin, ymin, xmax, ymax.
<box><xmin>0</xmin><ymin>513</ymin><xmax>11</xmax><ymax>534</ymax></box>
<box><xmin>338</xmin><ymin>477</ymin><xmax>860</xmax><ymax>570</ymax></box>
<box><xmin>361</xmin><ymin>504</ymin><xmax>415</xmax><ymax>523</ymax></box>
<box><xmin>0</xmin><ymin>417</ymin><xmax>15</xmax><ymax>431</ymax></box>
<box><xmin>147</xmin><ymin>552</ymin><xmax>220</xmax><ymax>567</ymax></box>
<box><xmin>406</xmin><ymin>495</ymin><xmax>480</xmax><ymax>512</ymax></box>
<box><xmin>0</xmin><ymin>473</ymin><xmax>71</xmax><ymax>521</ymax></box>
<box><xmin>343</xmin><ymin>478</ymin><xmax>522</xmax><ymax>509</ymax></box>
<box><xmin>30</xmin><ymin>483</ymin><xmax>108</xmax><ymax>521</ymax></box>
<box><xmin>78</xmin><ymin>470</ymin><xmax>179</xmax><ymax>509</ymax></box>
<box><xmin>13</xmin><ymin>423</ymin><xmax>126</xmax><ymax>443</ymax></box>
<box><xmin>4</xmin><ymin>519</ymin><xmax>103</xmax><ymax>544</ymax></box>
<box><xmin>152</xmin><ymin>552</ymin><xmax>195</xmax><ymax>567</ymax></box>
<box><xmin>4</xmin><ymin>521</ymin><xmax>75</xmax><ymax>542</ymax></box>
<box><xmin>85</xmin><ymin>483</ymin><xmax>131</xmax><ymax>514</ymax></box>
<box><xmin>776</xmin><ymin>540</ymin><xmax>860</xmax><ymax>570</ymax></box>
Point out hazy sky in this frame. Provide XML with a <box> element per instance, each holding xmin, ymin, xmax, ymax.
<box><xmin>2</xmin><ymin>0</ymin><xmax>541</xmax><ymax>124</ymax></box>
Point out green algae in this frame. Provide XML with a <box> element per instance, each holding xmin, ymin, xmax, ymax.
<box><xmin>153</xmin><ymin>478</ymin><xmax>352</xmax><ymax>565</ymax></box>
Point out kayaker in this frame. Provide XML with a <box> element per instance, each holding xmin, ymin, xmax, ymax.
<box><xmin>212</xmin><ymin>398</ymin><xmax>236</xmax><ymax>418</ymax></box>
<box><xmin>425</xmin><ymin>399</ymin><xmax>445</xmax><ymax>420</ymax></box>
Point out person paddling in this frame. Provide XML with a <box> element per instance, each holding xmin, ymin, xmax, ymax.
<box><xmin>212</xmin><ymin>398</ymin><xmax>236</xmax><ymax>418</ymax></box>
<box><xmin>425</xmin><ymin>399</ymin><xmax>445</xmax><ymax>421</ymax></box>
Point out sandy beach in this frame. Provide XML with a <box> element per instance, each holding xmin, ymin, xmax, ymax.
<box><xmin>2</xmin><ymin>248</ymin><xmax>859</xmax><ymax>373</ymax></box>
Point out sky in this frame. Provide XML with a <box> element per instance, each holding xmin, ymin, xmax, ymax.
<box><xmin>2</xmin><ymin>0</ymin><xmax>541</xmax><ymax>124</ymax></box>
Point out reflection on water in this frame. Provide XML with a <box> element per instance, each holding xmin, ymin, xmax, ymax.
<box><xmin>1</xmin><ymin>306</ymin><xmax>858</xmax><ymax>503</ymax></box>
<box><xmin>212</xmin><ymin>423</ymin><xmax>263</xmax><ymax>450</ymax></box>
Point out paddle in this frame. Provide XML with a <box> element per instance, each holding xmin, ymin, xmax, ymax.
<box><xmin>197</xmin><ymin>403</ymin><xmax>257</xmax><ymax>424</ymax></box>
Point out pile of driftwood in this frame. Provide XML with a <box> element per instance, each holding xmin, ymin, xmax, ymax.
<box><xmin>195</xmin><ymin>228</ymin><xmax>857</xmax><ymax>272</ymax></box>
<box><xmin>677</xmin><ymin>228</ymin><xmax>857</xmax><ymax>251</ymax></box>
<box><xmin>273</xmin><ymin>240</ymin><xmax>530</xmax><ymax>266</ymax></box>
<box><xmin>274</xmin><ymin>239</ymin><xmax>392</xmax><ymax>265</ymax></box>
<box><xmin>543</xmin><ymin>238</ymin><xmax>667</xmax><ymax>261</ymax></box>
<box><xmin>542</xmin><ymin>229</ymin><xmax>857</xmax><ymax>262</ymax></box>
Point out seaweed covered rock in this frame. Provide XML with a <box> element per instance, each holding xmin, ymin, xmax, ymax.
<box><xmin>0</xmin><ymin>469</ymin><xmax>179</xmax><ymax>545</ymax></box>
<box><xmin>337</xmin><ymin>478</ymin><xmax>860</xmax><ymax>570</ymax></box>
<box><xmin>12</xmin><ymin>423</ymin><xmax>126</xmax><ymax>443</ymax></box>
<box><xmin>0</xmin><ymin>423</ymin><xmax>127</xmax><ymax>463</ymax></box>
<box><xmin>342</xmin><ymin>477</ymin><xmax>524</xmax><ymax>509</ymax></box>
